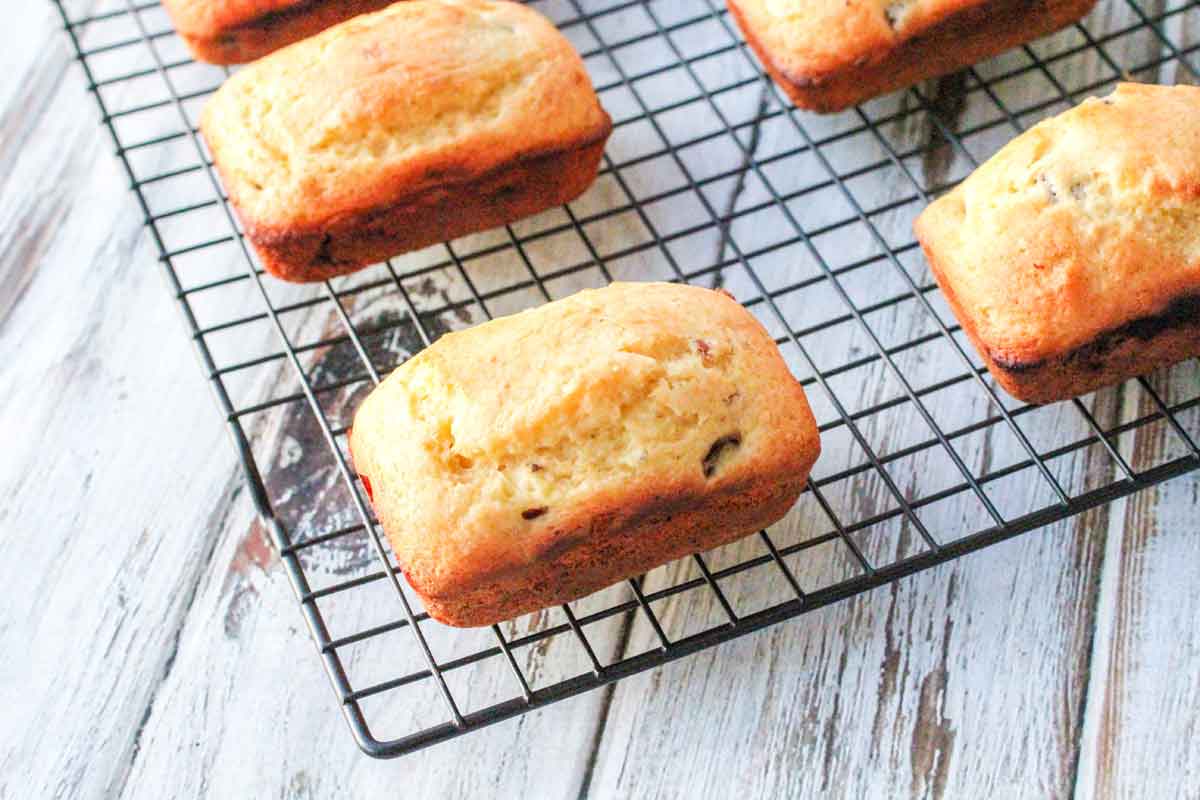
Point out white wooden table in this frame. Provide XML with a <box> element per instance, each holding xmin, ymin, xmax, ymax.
<box><xmin>2</xmin><ymin>1</ymin><xmax>1198</xmax><ymax>797</ymax></box>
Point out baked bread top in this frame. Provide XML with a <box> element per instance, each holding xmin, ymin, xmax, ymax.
<box><xmin>348</xmin><ymin>282</ymin><xmax>819</xmax><ymax>594</ymax></box>
<box><xmin>915</xmin><ymin>83</ymin><xmax>1200</xmax><ymax>366</ymax></box>
<box><xmin>731</xmin><ymin>0</ymin><xmax>1018</xmax><ymax>83</ymax></box>
<box><xmin>200</xmin><ymin>0</ymin><xmax>611</xmax><ymax>235</ymax></box>
<box><xmin>162</xmin><ymin>0</ymin><xmax>304</xmax><ymax>39</ymax></box>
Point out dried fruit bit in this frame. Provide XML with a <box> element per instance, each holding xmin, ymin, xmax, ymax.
<box><xmin>522</xmin><ymin>507</ymin><xmax>549</xmax><ymax>520</ymax></box>
<box><xmin>702</xmin><ymin>434</ymin><xmax>742</xmax><ymax>478</ymax></box>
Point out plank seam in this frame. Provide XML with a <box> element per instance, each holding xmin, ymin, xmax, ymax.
<box><xmin>108</xmin><ymin>476</ymin><xmax>246</xmax><ymax>800</ymax></box>
<box><xmin>1066</xmin><ymin>382</ymin><xmax>1127</xmax><ymax>800</ymax></box>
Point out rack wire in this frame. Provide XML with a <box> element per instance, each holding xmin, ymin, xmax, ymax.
<box><xmin>54</xmin><ymin>0</ymin><xmax>1200</xmax><ymax>757</ymax></box>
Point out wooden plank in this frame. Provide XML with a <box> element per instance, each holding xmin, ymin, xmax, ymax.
<box><xmin>583</xmin><ymin>2</ymin><xmax>1177</xmax><ymax>796</ymax></box>
<box><xmin>584</xmin><ymin>514</ymin><xmax>1117</xmax><ymax>799</ymax></box>
<box><xmin>1072</xmin><ymin>371</ymin><xmax>1200</xmax><ymax>800</ymax></box>
<box><xmin>0</xmin><ymin>3</ymin><xmax>81</xmax><ymax>324</ymax></box>
<box><xmin>111</xmin><ymin>238</ymin><xmax>620</xmax><ymax>797</ymax></box>
<box><xmin>111</xmin><ymin>488</ymin><xmax>617</xmax><ymax>798</ymax></box>
<box><xmin>0</xmin><ymin>9</ymin><xmax>256</xmax><ymax>797</ymax></box>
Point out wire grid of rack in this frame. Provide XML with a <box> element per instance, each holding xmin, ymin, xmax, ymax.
<box><xmin>54</xmin><ymin>0</ymin><xmax>1200</xmax><ymax>758</ymax></box>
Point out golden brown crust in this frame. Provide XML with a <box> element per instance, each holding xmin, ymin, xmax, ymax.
<box><xmin>411</xmin><ymin>472</ymin><xmax>811</xmax><ymax>627</ymax></box>
<box><xmin>924</xmin><ymin>239</ymin><xmax>1200</xmax><ymax>404</ymax></box>
<box><xmin>916</xmin><ymin>84</ymin><xmax>1200</xmax><ymax>404</ymax></box>
<box><xmin>348</xmin><ymin>283</ymin><xmax>821</xmax><ymax>627</ymax></box>
<box><xmin>991</xmin><ymin>304</ymin><xmax>1200</xmax><ymax>405</ymax></box>
<box><xmin>246</xmin><ymin>137</ymin><xmax>608</xmax><ymax>282</ymax></box>
<box><xmin>200</xmin><ymin>0</ymin><xmax>612</xmax><ymax>282</ymax></box>
<box><xmin>727</xmin><ymin>0</ymin><xmax>1096</xmax><ymax>112</ymax></box>
<box><xmin>163</xmin><ymin>0</ymin><xmax>397</xmax><ymax>65</ymax></box>
<box><xmin>163</xmin><ymin>0</ymin><xmax>304</xmax><ymax>37</ymax></box>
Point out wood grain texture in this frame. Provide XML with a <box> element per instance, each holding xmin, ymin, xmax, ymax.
<box><xmin>112</xmin><ymin>234</ymin><xmax>617</xmax><ymax>800</ymax></box>
<box><xmin>0</xmin><ymin>7</ymin><xmax>247</xmax><ymax>797</ymax></box>
<box><xmin>0</xmin><ymin>0</ymin><xmax>1197</xmax><ymax>798</ymax></box>
<box><xmin>1073</xmin><ymin>363</ymin><xmax>1200</xmax><ymax>800</ymax></box>
<box><xmin>0</xmin><ymin>4</ymin><xmax>83</xmax><ymax>326</ymax></box>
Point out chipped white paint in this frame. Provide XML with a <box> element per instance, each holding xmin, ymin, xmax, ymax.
<box><xmin>0</xmin><ymin>2</ymin><xmax>1197</xmax><ymax>799</ymax></box>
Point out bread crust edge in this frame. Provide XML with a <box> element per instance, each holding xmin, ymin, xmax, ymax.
<box><xmin>214</xmin><ymin>128</ymin><xmax>611</xmax><ymax>282</ymax></box>
<box><xmin>916</xmin><ymin>217</ymin><xmax>1200</xmax><ymax>404</ymax></box>
<box><xmin>168</xmin><ymin>0</ymin><xmax>397</xmax><ymax>65</ymax></box>
<box><xmin>404</xmin><ymin>461</ymin><xmax>818</xmax><ymax>628</ymax></box>
<box><xmin>729</xmin><ymin>0</ymin><xmax>1097</xmax><ymax>112</ymax></box>
<box><xmin>346</xmin><ymin>349</ymin><xmax>821</xmax><ymax>627</ymax></box>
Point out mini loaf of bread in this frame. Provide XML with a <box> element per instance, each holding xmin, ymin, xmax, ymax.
<box><xmin>727</xmin><ymin>0</ymin><xmax>1097</xmax><ymax>112</ymax></box>
<box><xmin>161</xmin><ymin>0</ymin><xmax>396</xmax><ymax>64</ymax></box>
<box><xmin>915</xmin><ymin>83</ymin><xmax>1200</xmax><ymax>404</ymax></box>
<box><xmin>200</xmin><ymin>0</ymin><xmax>612</xmax><ymax>282</ymax></box>
<box><xmin>349</xmin><ymin>282</ymin><xmax>821</xmax><ymax>627</ymax></box>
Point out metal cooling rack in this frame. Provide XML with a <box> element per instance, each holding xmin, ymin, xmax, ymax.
<box><xmin>54</xmin><ymin>0</ymin><xmax>1200</xmax><ymax>758</ymax></box>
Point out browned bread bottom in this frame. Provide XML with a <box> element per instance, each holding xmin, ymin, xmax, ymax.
<box><xmin>177</xmin><ymin>0</ymin><xmax>396</xmax><ymax>65</ymax></box>
<box><xmin>408</xmin><ymin>471</ymin><xmax>810</xmax><ymax>627</ymax></box>
<box><xmin>732</xmin><ymin>0</ymin><xmax>1097</xmax><ymax>113</ymax></box>
<box><xmin>245</xmin><ymin>138</ymin><xmax>607</xmax><ymax>283</ymax></box>
<box><xmin>929</xmin><ymin>250</ymin><xmax>1200</xmax><ymax>404</ymax></box>
<box><xmin>984</xmin><ymin>296</ymin><xmax>1200</xmax><ymax>405</ymax></box>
